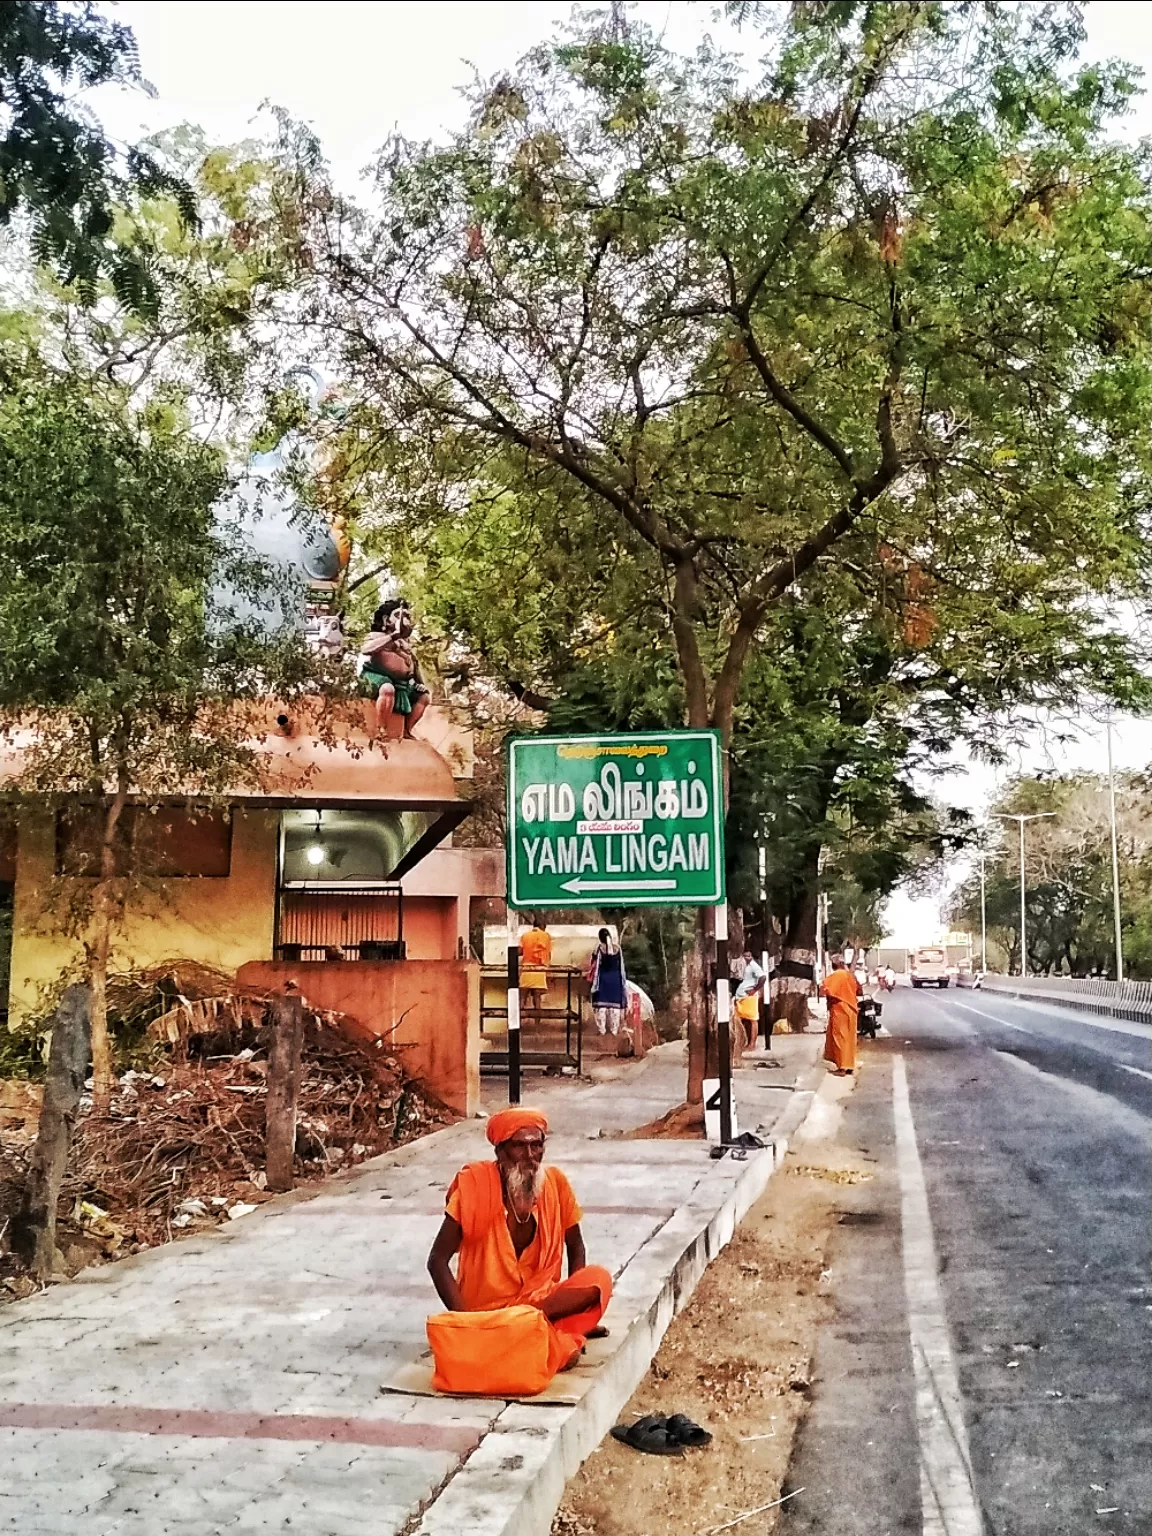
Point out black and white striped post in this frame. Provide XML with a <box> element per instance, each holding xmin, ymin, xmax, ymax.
<box><xmin>506</xmin><ymin>913</ymin><xmax>521</xmax><ymax>1105</ymax></box>
<box><xmin>714</xmin><ymin>901</ymin><xmax>733</xmax><ymax>1146</ymax></box>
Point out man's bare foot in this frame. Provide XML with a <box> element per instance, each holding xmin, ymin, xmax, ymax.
<box><xmin>559</xmin><ymin>1341</ymin><xmax>587</xmax><ymax>1370</ymax></box>
<box><xmin>585</xmin><ymin>1326</ymin><xmax>610</xmax><ymax>1339</ymax></box>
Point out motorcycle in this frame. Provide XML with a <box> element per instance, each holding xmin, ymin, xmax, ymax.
<box><xmin>858</xmin><ymin>995</ymin><xmax>883</xmax><ymax>1039</ymax></box>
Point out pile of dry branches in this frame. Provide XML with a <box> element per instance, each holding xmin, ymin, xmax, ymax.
<box><xmin>2</xmin><ymin>964</ymin><xmax>450</xmax><ymax>1291</ymax></box>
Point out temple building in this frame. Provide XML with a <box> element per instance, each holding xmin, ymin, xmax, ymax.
<box><xmin>0</xmin><ymin>385</ymin><xmax>503</xmax><ymax>1115</ymax></box>
<box><xmin>0</xmin><ymin>703</ymin><xmax>501</xmax><ymax>1116</ymax></box>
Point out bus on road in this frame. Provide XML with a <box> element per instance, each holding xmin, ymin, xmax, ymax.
<box><xmin>910</xmin><ymin>945</ymin><xmax>950</xmax><ymax>988</ymax></box>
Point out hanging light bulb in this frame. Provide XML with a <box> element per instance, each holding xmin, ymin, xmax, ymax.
<box><xmin>305</xmin><ymin>811</ymin><xmax>325</xmax><ymax>866</ymax></box>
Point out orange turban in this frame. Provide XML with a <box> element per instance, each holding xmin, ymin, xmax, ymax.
<box><xmin>486</xmin><ymin>1108</ymin><xmax>548</xmax><ymax>1146</ymax></box>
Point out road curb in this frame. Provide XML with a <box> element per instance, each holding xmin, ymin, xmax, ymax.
<box><xmin>982</xmin><ymin>982</ymin><xmax>1152</xmax><ymax>1031</ymax></box>
<box><xmin>411</xmin><ymin>1080</ymin><xmax>827</xmax><ymax>1536</ymax></box>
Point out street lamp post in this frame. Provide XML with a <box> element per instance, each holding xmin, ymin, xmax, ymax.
<box><xmin>993</xmin><ymin>813</ymin><xmax>1055</xmax><ymax>977</ymax></box>
<box><xmin>979</xmin><ymin>845</ymin><xmax>987</xmax><ymax>974</ymax></box>
<box><xmin>1106</xmin><ymin>714</ymin><xmax>1124</xmax><ymax>984</ymax></box>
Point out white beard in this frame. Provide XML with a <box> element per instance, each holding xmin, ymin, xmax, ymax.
<box><xmin>504</xmin><ymin>1163</ymin><xmax>545</xmax><ymax>1220</ymax></box>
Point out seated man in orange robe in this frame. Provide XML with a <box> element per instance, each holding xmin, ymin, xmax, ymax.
<box><xmin>820</xmin><ymin>954</ymin><xmax>862</xmax><ymax>1076</ymax></box>
<box><xmin>426</xmin><ymin>1108</ymin><xmax>612</xmax><ymax>1374</ymax></box>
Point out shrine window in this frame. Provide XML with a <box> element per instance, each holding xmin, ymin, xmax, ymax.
<box><xmin>56</xmin><ymin>807</ymin><xmax>233</xmax><ymax>878</ymax></box>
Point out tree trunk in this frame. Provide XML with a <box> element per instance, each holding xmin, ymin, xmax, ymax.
<box><xmin>10</xmin><ymin>985</ymin><xmax>91</xmax><ymax>1279</ymax></box>
<box><xmin>771</xmin><ymin>878</ymin><xmax>819</xmax><ymax>1035</ymax></box>
<box><xmin>266</xmin><ymin>991</ymin><xmax>305</xmax><ymax>1192</ymax></box>
<box><xmin>88</xmin><ymin>775</ymin><xmax>129</xmax><ymax>1115</ymax></box>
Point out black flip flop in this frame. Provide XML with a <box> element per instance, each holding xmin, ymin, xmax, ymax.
<box><xmin>610</xmin><ymin>1414</ymin><xmax>684</xmax><ymax>1456</ymax></box>
<box><xmin>666</xmin><ymin>1413</ymin><xmax>712</xmax><ymax>1447</ymax></box>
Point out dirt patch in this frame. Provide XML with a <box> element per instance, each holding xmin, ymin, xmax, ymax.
<box><xmin>552</xmin><ymin>1136</ymin><xmax>870</xmax><ymax>1536</ymax></box>
<box><xmin>616</xmin><ymin>1101</ymin><xmax>703</xmax><ymax>1140</ymax></box>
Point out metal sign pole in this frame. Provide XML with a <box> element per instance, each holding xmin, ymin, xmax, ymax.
<box><xmin>506</xmin><ymin>911</ymin><xmax>521</xmax><ymax>1105</ymax></box>
<box><xmin>715</xmin><ymin>902</ymin><xmax>733</xmax><ymax>1146</ymax></box>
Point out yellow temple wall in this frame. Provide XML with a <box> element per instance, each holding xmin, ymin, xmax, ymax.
<box><xmin>7</xmin><ymin>809</ymin><xmax>279</xmax><ymax>1025</ymax></box>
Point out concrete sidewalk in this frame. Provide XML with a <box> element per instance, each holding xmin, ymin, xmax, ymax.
<box><xmin>0</xmin><ymin>1034</ymin><xmax>824</xmax><ymax>1536</ymax></box>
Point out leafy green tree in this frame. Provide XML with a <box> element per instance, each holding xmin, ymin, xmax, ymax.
<box><xmin>5</xmin><ymin>119</ymin><xmax>315</xmax><ymax>429</ymax></box>
<box><xmin>0</xmin><ymin>346</ymin><xmax>314</xmax><ymax>1111</ymax></box>
<box><xmin>306</xmin><ymin>0</ymin><xmax>1152</xmax><ymax>1099</ymax></box>
<box><xmin>312</xmin><ymin>1</ymin><xmax>1152</xmax><ymax>1067</ymax></box>
<box><xmin>308</xmin><ymin>1</ymin><xmax>1152</xmax><ymax>744</ymax></box>
<box><xmin>404</xmin><ymin>471</ymin><xmax>1138</xmax><ymax>1027</ymax></box>
<box><xmin>724</xmin><ymin>589</ymin><xmax>971</xmax><ymax>1024</ymax></box>
<box><xmin>1</xmin><ymin>1</ymin><xmax>196</xmax><ymax>312</ymax></box>
<box><xmin>950</xmin><ymin>772</ymin><xmax>1152</xmax><ymax>976</ymax></box>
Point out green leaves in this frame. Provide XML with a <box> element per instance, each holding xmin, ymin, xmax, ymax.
<box><xmin>313</xmin><ymin>0</ymin><xmax>1152</xmax><ymax>751</ymax></box>
<box><xmin>0</xmin><ymin>2</ymin><xmax>198</xmax><ymax>314</ymax></box>
<box><xmin>950</xmin><ymin>770</ymin><xmax>1152</xmax><ymax>977</ymax></box>
<box><xmin>290</xmin><ymin>1</ymin><xmax>1152</xmax><ymax>944</ymax></box>
<box><xmin>0</xmin><ymin>347</ymin><xmax>315</xmax><ymax>803</ymax></box>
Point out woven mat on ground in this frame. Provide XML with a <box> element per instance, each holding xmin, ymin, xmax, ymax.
<box><xmin>380</xmin><ymin>1339</ymin><xmax>614</xmax><ymax>1405</ymax></box>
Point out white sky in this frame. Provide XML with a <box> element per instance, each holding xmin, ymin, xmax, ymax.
<box><xmin>86</xmin><ymin>0</ymin><xmax>1152</xmax><ymax>945</ymax></box>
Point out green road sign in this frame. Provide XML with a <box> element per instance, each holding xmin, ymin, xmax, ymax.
<box><xmin>507</xmin><ymin>731</ymin><xmax>725</xmax><ymax>909</ymax></box>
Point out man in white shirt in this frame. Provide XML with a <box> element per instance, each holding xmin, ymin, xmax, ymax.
<box><xmin>732</xmin><ymin>948</ymin><xmax>767</xmax><ymax>1057</ymax></box>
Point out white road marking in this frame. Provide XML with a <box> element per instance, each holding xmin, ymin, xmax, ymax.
<box><xmin>892</xmin><ymin>1055</ymin><xmax>984</xmax><ymax>1536</ymax></box>
<box><xmin>993</xmin><ymin>1051</ymin><xmax>1152</xmax><ymax>1133</ymax></box>
<box><xmin>951</xmin><ymin>1001</ymin><xmax>1033</xmax><ymax>1033</ymax></box>
<box><xmin>952</xmin><ymin>1001</ymin><xmax>1152</xmax><ymax>1079</ymax></box>
<box><xmin>983</xmin><ymin>994</ymin><xmax>1152</xmax><ymax>1042</ymax></box>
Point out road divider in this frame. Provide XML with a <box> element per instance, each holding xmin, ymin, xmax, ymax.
<box><xmin>983</xmin><ymin>974</ymin><xmax>1152</xmax><ymax>1028</ymax></box>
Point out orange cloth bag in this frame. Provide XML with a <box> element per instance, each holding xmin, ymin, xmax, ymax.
<box><xmin>426</xmin><ymin>1305</ymin><xmax>578</xmax><ymax>1396</ymax></box>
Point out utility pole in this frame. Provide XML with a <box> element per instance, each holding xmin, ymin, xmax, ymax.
<box><xmin>758</xmin><ymin>836</ymin><xmax>770</xmax><ymax>1047</ymax></box>
<box><xmin>1106</xmin><ymin>713</ymin><xmax>1124</xmax><ymax>983</ymax></box>
<box><xmin>993</xmin><ymin>813</ymin><xmax>1055</xmax><ymax>976</ymax></box>
<box><xmin>973</xmin><ymin>822</ymin><xmax>991</xmax><ymax>973</ymax></box>
<box><xmin>979</xmin><ymin>844</ymin><xmax>987</xmax><ymax>974</ymax></box>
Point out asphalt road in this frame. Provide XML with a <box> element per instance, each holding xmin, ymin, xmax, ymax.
<box><xmin>781</xmin><ymin>987</ymin><xmax>1152</xmax><ymax>1536</ymax></box>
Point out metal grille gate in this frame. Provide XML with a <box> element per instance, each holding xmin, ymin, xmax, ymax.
<box><xmin>275</xmin><ymin>885</ymin><xmax>405</xmax><ymax>961</ymax></box>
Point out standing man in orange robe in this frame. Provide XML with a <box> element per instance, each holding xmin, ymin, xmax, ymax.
<box><xmin>820</xmin><ymin>955</ymin><xmax>861</xmax><ymax>1076</ymax></box>
<box><xmin>518</xmin><ymin>918</ymin><xmax>552</xmax><ymax>1033</ymax></box>
<box><xmin>426</xmin><ymin>1109</ymin><xmax>612</xmax><ymax>1381</ymax></box>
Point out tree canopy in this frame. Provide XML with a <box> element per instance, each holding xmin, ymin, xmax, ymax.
<box><xmin>0</xmin><ymin>1</ymin><xmax>197</xmax><ymax>313</ymax></box>
<box><xmin>305</xmin><ymin>0</ymin><xmax>1152</xmax><ymax>756</ymax></box>
<box><xmin>0</xmin><ymin>343</ymin><xmax>316</xmax><ymax>1106</ymax></box>
<box><xmin>950</xmin><ymin>770</ymin><xmax>1152</xmax><ymax>977</ymax></box>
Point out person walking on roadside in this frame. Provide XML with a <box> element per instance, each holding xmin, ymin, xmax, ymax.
<box><xmin>820</xmin><ymin>954</ymin><xmax>861</xmax><ymax>1076</ymax></box>
<box><xmin>588</xmin><ymin>928</ymin><xmax>627</xmax><ymax>1038</ymax></box>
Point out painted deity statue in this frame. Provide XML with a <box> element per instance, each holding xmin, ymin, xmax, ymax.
<box><xmin>212</xmin><ymin>370</ymin><xmax>437</xmax><ymax>743</ymax></box>
<box><xmin>358</xmin><ymin>599</ymin><xmax>430</xmax><ymax>739</ymax></box>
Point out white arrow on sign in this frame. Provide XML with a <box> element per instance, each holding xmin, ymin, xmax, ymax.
<box><xmin>559</xmin><ymin>878</ymin><xmax>679</xmax><ymax>895</ymax></box>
